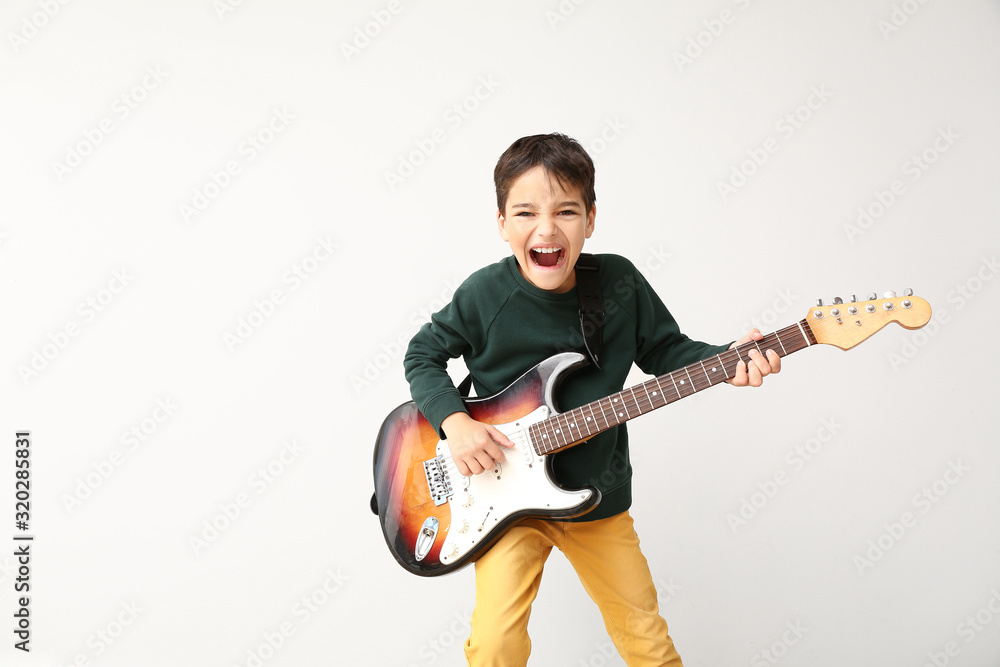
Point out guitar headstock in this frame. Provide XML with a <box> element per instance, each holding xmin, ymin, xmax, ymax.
<box><xmin>805</xmin><ymin>290</ymin><xmax>931</xmax><ymax>350</ymax></box>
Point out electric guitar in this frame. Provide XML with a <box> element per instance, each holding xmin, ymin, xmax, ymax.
<box><xmin>373</xmin><ymin>292</ymin><xmax>931</xmax><ymax>576</ymax></box>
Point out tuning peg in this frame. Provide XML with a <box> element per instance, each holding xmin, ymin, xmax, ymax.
<box><xmin>816</xmin><ymin>298</ymin><xmax>824</xmax><ymax>307</ymax></box>
<box><xmin>904</xmin><ymin>288</ymin><xmax>913</xmax><ymax>297</ymax></box>
<box><xmin>833</xmin><ymin>297</ymin><xmax>843</xmax><ymax>305</ymax></box>
<box><xmin>867</xmin><ymin>292</ymin><xmax>877</xmax><ymax>300</ymax></box>
<box><xmin>850</xmin><ymin>294</ymin><xmax>858</xmax><ymax>303</ymax></box>
<box><xmin>883</xmin><ymin>290</ymin><xmax>897</xmax><ymax>299</ymax></box>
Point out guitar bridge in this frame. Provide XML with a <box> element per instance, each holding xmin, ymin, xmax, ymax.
<box><xmin>423</xmin><ymin>456</ymin><xmax>453</xmax><ymax>506</ymax></box>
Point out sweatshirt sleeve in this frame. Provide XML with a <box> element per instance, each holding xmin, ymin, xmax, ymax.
<box><xmin>628</xmin><ymin>262</ymin><xmax>731</xmax><ymax>375</ymax></box>
<box><xmin>403</xmin><ymin>284</ymin><xmax>480</xmax><ymax>438</ymax></box>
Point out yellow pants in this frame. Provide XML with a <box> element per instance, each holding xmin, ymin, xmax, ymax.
<box><xmin>463</xmin><ymin>511</ymin><xmax>683</xmax><ymax>667</ymax></box>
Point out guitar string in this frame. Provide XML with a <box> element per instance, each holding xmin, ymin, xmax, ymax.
<box><xmin>529</xmin><ymin>312</ymin><xmax>885</xmax><ymax>453</ymax></box>
<box><xmin>436</xmin><ymin>427</ymin><xmax>533</xmax><ymax>479</ymax></box>
<box><xmin>437</xmin><ymin>303</ymin><xmax>914</xmax><ymax>464</ymax></box>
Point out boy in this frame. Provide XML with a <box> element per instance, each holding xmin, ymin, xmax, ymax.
<box><xmin>404</xmin><ymin>133</ymin><xmax>779</xmax><ymax>666</ymax></box>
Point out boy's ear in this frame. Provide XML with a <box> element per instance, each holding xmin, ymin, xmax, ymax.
<box><xmin>585</xmin><ymin>204</ymin><xmax>596</xmax><ymax>238</ymax></box>
<box><xmin>497</xmin><ymin>209</ymin><xmax>509</xmax><ymax>242</ymax></box>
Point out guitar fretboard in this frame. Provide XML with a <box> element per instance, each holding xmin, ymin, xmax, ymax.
<box><xmin>527</xmin><ymin>321</ymin><xmax>816</xmax><ymax>455</ymax></box>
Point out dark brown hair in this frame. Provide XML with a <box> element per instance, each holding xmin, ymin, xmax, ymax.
<box><xmin>493</xmin><ymin>133</ymin><xmax>596</xmax><ymax>214</ymax></box>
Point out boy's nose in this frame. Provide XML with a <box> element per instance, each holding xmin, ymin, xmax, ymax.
<box><xmin>537</xmin><ymin>215</ymin><xmax>558</xmax><ymax>235</ymax></box>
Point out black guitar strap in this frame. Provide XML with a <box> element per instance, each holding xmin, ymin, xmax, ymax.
<box><xmin>574</xmin><ymin>252</ymin><xmax>604</xmax><ymax>369</ymax></box>
<box><xmin>369</xmin><ymin>255</ymin><xmax>605</xmax><ymax>516</ymax></box>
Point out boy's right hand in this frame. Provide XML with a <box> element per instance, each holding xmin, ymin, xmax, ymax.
<box><xmin>441</xmin><ymin>412</ymin><xmax>515</xmax><ymax>477</ymax></box>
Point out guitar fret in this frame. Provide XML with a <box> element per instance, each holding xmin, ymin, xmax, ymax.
<box><xmin>560</xmin><ymin>411</ymin><xmax>571</xmax><ymax>443</ymax></box>
<box><xmin>667</xmin><ymin>373</ymin><xmax>684</xmax><ymax>398</ymax></box>
<box><xmin>716</xmin><ymin>353</ymin><xmax>731</xmax><ymax>381</ymax></box>
<box><xmin>566</xmin><ymin>409</ymin><xmax>583</xmax><ymax>440</ymax></box>
<box><xmin>612</xmin><ymin>393</ymin><xmax>626</xmax><ymax>422</ymax></box>
<box><xmin>591</xmin><ymin>399</ymin><xmax>607</xmax><ymax>430</ymax></box>
<box><xmin>528</xmin><ymin>424</ymin><xmax>540</xmax><ymax>454</ymax></box>
<box><xmin>721</xmin><ymin>350</ymin><xmax>738</xmax><ymax>379</ymax></box>
<box><xmin>796</xmin><ymin>321</ymin><xmax>812</xmax><ymax>346</ymax></box>
<box><xmin>542</xmin><ymin>419</ymin><xmax>555</xmax><ymax>453</ymax></box>
<box><xmin>599</xmin><ymin>398</ymin><xmax>610</xmax><ymax>426</ymax></box>
<box><xmin>648</xmin><ymin>378</ymin><xmax>666</xmax><ymax>408</ymax></box>
<box><xmin>639</xmin><ymin>382</ymin><xmax>653</xmax><ymax>413</ymax></box>
<box><xmin>595</xmin><ymin>400</ymin><xmax>611</xmax><ymax>430</ymax></box>
<box><xmin>583</xmin><ymin>404</ymin><xmax>595</xmax><ymax>435</ymax></box>
<box><xmin>549</xmin><ymin>414</ymin><xmax>561</xmax><ymax>451</ymax></box>
<box><xmin>683</xmin><ymin>367</ymin><xmax>696</xmax><ymax>393</ymax></box>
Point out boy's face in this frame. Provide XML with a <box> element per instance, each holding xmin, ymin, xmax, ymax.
<box><xmin>497</xmin><ymin>165</ymin><xmax>595</xmax><ymax>293</ymax></box>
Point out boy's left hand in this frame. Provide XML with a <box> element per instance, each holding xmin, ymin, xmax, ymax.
<box><xmin>727</xmin><ymin>328</ymin><xmax>781</xmax><ymax>387</ymax></box>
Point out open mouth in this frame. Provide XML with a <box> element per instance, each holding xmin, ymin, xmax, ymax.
<box><xmin>530</xmin><ymin>246</ymin><xmax>564</xmax><ymax>268</ymax></box>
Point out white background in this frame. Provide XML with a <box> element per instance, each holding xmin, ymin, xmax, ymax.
<box><xmin>3</xmin><ymin>1</ymin><xmax>1000</xmax><ymax>665</ymax></box>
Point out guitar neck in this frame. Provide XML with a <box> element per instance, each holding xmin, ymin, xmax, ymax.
<box><xmin>529</xmin><ymin>321</ymin><xmax>817</xmax><ymax>455</ymax></box>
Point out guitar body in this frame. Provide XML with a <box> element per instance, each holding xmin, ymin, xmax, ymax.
<box><xmin>373</xmin><ymin>352</ymin><xmax>600</xmax><ymax>577</ymax></box>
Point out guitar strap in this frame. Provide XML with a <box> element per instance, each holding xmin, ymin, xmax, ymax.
<box><xmin>574</xmin><ymin>252</ymin><xmax>604</xmax><ymax>369</ymax></box>
<box><xmin>369</xmin><ymin>254</ymin><xmax>604</xmax><ymax>516</ymax></box>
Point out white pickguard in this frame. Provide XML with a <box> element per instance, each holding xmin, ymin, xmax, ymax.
<box><xmin>435</xmin><ymin>406</ymin><xmax>594</xmax><ymax>566</ymax></box>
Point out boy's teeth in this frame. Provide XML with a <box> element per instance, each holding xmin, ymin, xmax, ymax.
<box><xmin>531</xmin><ymin>247</ymin><xmax>562</xmax><ymax>267</ymax></box>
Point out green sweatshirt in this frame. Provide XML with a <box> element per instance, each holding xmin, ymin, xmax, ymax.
<box><xmin>404</xmin><ymin>253</ymin><xmax>729</xmax><ymax>521</ymax></box>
